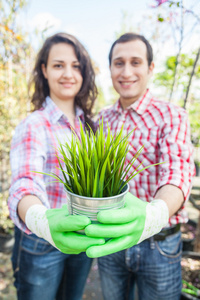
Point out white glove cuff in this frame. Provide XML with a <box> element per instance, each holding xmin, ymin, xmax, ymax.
<box><xmin>25</xmin><ymin>204</ymin><xmax>55</xmax><ymax>247</ymax></box>
<box><xmin>138</xmin><ymin>199</ymin><xmax>169</xmax><ymax>243</ymax></box>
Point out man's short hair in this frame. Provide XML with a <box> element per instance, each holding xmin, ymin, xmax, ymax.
<box><xmin>109</xmin><ymin>33</ymin><xmax>153</xmax><ymax>67</ymax></box>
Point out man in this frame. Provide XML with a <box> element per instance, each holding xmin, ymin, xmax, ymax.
<box><xmin>85</xmin><ymin>33</ymin><xmax>195</xmax><ymax>300</ymax></box>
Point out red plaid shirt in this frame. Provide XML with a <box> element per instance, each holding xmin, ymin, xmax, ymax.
<box><xmin>98</xmin><ymin>90</ymin><xmax>195</xmax><ymax>226</ymax></box>
<box><xmin>8</xmin><ymin>97</ymin><xmax>84</xmax><ymax>234</ymax></box>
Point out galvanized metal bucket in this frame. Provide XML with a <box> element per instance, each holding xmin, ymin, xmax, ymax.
<box><xmin>65</xmin><ymin>184</ymin><xmax>129</xmax><ymax>222</ymax></box>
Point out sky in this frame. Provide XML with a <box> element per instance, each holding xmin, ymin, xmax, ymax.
<box><xmin>19</xmin><ymin>0</ymin><xmax>200</xmax><ymax>102</ymax></box>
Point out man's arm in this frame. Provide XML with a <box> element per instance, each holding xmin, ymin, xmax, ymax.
<box><xmin>154</xmin><ymin>184</ymin><xmax>184</xmax><ymax>218</ymax></box>
<box><xmin>85</xmin><ymin>192</ymin><xmax>169</xmax><ymax>257</ymax></box>
<box><xmin>84</xmin><ymin>185</ymin><xmax>184</xmax><ymax>258</ymax></box>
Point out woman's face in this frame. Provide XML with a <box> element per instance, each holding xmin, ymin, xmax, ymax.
<box><xmin>42</xmin><ymin>43</ymin><xmax>83</xmax><ymax>104</ymax></box>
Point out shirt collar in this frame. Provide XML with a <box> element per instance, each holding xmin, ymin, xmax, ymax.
<box><xmin>113</xmin><ymin>89</ymin><xmax>152</xmax><ymax>115</ymax></box>
<box><xmin>42</xmin><ymin>96</ymin><xmax>84</xmax><ymax>124</ymax></box>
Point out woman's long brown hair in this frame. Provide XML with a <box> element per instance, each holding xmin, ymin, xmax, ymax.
<box><xmin>29</xmin><ymin>32</ymin><xmax>98</xmax><ymax>131</ymax></box>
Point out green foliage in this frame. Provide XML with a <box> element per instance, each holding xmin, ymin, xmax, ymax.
<box><xmin>158</xmin><ymin>15</ymin><xmax>164</xmax><ymax>22</ymax></box>
<box><xmin>0</xmin><ymin>0</ymin><xmax>29</xmax><ymax>62</ymax></box>
<box><xmin>154</xmin><ymin>51</ymin><xmax>200</xmax><ymax>144</ymax></box>
<box><xmin>155</xmin><ymin>53</ymin><xmax>199</xmax><ymax>84</ymax></box>
<box><xmin>0</xmin><ymin>0</ymin><xmax>35</xmax><ymax>233</ymax></box>
<box><xmin>36</xmin><ymin>120</ymin><xmax>164</xmax><ymax>198</ymax></box>
<box><xmin>0</xmin><ymin>191</ymin><xmax>14</xmax><ymax>234</ymax></box>
<box><xmin>154</xmin><ymin>52</ymin><xmax>200</xmax><ymax>99</ymax></box>
<box><xmin>166</xmin><ymin>56</ymin><xmax>176</xmax><ymax>70</ymax></box>
<box><xmin>188</xmin><ymin>99</ymin><xmax>200</xmax><ymax>146</ymax></box>
<box><xmin>182</xmin><ymin>279</ymin><xmax>199</xmax><ymax>297</ymax></box>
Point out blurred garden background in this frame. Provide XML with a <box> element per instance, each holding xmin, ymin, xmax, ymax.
<box><xmin>0</xmin><ymin>0</ymin><xmax>200</xmax><ymax>298</ymax></box>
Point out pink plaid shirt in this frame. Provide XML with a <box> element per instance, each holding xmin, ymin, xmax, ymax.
<box><xmin>98</xmin><ymin>90</ymin><xmax>195</xmax><ymax>226</ymax></box>
<box><xmin>8</xmin><ymin>96</ymin><xmax>84</xmax><ymax>234</ymax></box>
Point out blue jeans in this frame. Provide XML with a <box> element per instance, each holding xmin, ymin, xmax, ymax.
<box><xmin>98</xmin><ymin>231</ymin><xmax>182</xmax><ymax>300</ymax></box>
<box><xmin>12</xmin><ymin>226</ymin><xmax>93</xmax><ymax>300</ymax></box>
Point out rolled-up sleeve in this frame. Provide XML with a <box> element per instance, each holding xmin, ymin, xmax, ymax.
<box><xmin>156</xmin><ymin>106</ymin><xmax>195</xmax><ymax>200</ymax></box>
<box><xmin>8</xmin><ymin>118</ymin><xmax>50</xmax><ymax>234</ymax></box>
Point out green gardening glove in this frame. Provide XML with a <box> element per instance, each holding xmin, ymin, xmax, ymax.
<box><xmin>85</xmin><ymin>192</ymin><xmax>169</xmax><ymax>258</ymax></box>
<box><xmin>25</xmin><ymin>204</ymin><xmax>105</xmax><ymax>254</ymax></box>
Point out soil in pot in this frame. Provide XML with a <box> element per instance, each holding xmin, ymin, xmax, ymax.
<box><xmin>181</xmin><ymin>252</ymin><xmax>200</xmax><ymax>299</ymax></box>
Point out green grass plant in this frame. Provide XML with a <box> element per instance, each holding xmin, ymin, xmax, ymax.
<box><xmin>37</xmin><ymin>119</ymin><xmax>164</xmax><ymax>197</ymax></box>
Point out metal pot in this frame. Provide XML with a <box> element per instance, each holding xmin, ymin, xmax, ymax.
<box><xmin>65</xmin><ymin>184</ymin><xmax>129</xmax><ymax>221</ymax></box>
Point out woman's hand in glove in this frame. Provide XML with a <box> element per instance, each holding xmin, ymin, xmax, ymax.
<box><xmin>25</xmin><ymin>204</ymin><xmax>105</xmax><ymax>254</ymax></box>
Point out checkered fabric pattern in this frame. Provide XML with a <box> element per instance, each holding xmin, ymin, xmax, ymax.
<box><xmin>97</xmin><ymin>90</ymin><xmax>195</xmax><ymax>226</ymax></box>
<box><xmin>8</xmin><ymin>96</ymin><xmax>84</xmax><ymax>234</ymax></box>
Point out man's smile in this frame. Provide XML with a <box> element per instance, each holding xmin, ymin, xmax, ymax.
<box><xmin>119</xmin><ymin>80</ymin><xmax>138</xmax><ymax>88</ymax></box>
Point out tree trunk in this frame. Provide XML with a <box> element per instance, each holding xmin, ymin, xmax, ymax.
<box><xmin>194</xmin><ymin>211</ymin><xmax>200</xmax><ymax>252</ymax></box>
<box><xmin>169</xmin><ymin>0</ymin><xmax>184</xmax><ymax>102</ymax></box>
<box><xmin>183</xmin><ymin>46</ymin><xmax>200</xmax><ymax>109</ymax></box>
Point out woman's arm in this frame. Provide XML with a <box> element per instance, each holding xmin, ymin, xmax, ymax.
<box><xmin>17</xmin><ymin>195</ymin><xmax>44</xmax><ymax>223</ymax></box>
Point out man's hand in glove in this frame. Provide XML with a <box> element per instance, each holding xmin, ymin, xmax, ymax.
<box><xmin>85</xmin><ymin>192</ymin><xmax>169</xmax><ymax>258</ymax></box>
<box><xmin>25</xmin><ymin>204</ymin><xmax>105</xmax><ymax>254</ymax></box>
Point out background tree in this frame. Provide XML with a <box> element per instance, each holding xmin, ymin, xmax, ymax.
<box><xmin>151</xmin><ymin>0</ymin><xmax>200</xmax><ymax>105</ymax></box>
<box><xmin>154</xmin><ymin>52</ymin><xmax>200</xmax><ymax>145</ymax></box>
<box><xmin>0</xmin><ymin>0</ymin><xmax>35</xmax><ymax>233</ymax></box>
<box><xmin>151</xmin><ymin>0</ymin><xmax>200</xmax><ymax>149</ymax></box>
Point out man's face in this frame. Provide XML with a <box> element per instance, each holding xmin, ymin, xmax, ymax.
<box><xmin>110</xmin><ymin>40</ymin><xmax>154</xmax><ymax>109</ymax></box>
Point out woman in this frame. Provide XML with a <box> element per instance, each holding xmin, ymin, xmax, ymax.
<box><xmin>8</xmin><ymin>32</ymin><xmax>104</xmax><ymax>300</ymax></box>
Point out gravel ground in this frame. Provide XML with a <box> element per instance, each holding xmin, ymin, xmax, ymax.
<box><xmin>0</xmin><ymin>254</ymin><xmax>103</xmax><ymax>300</ymax></box>
<box><xmin>0</xmin><ymin>252</ymin><xmax>16</xmax><ymax>300</ymax></box>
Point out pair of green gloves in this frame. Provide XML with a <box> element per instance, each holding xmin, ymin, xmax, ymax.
<box><xmin>25</xmin><ymin>193</ymin><xmax>169</xmax><ymax>258</ymax></box>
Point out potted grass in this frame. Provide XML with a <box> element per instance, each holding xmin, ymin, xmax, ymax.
<box><xmin>181</xmin><ymin>186</ymin><xmax>200</xmax><ymax>299</ymax></box>
<box><xmin>37</xmin><ymin>120</ymin><xmax>164</xmax><ymax>221</ymax></box>
<box><xmin>181</xmin><ymin>252</ymin><xmax>200</xmax><ymax>299</ymax></box>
